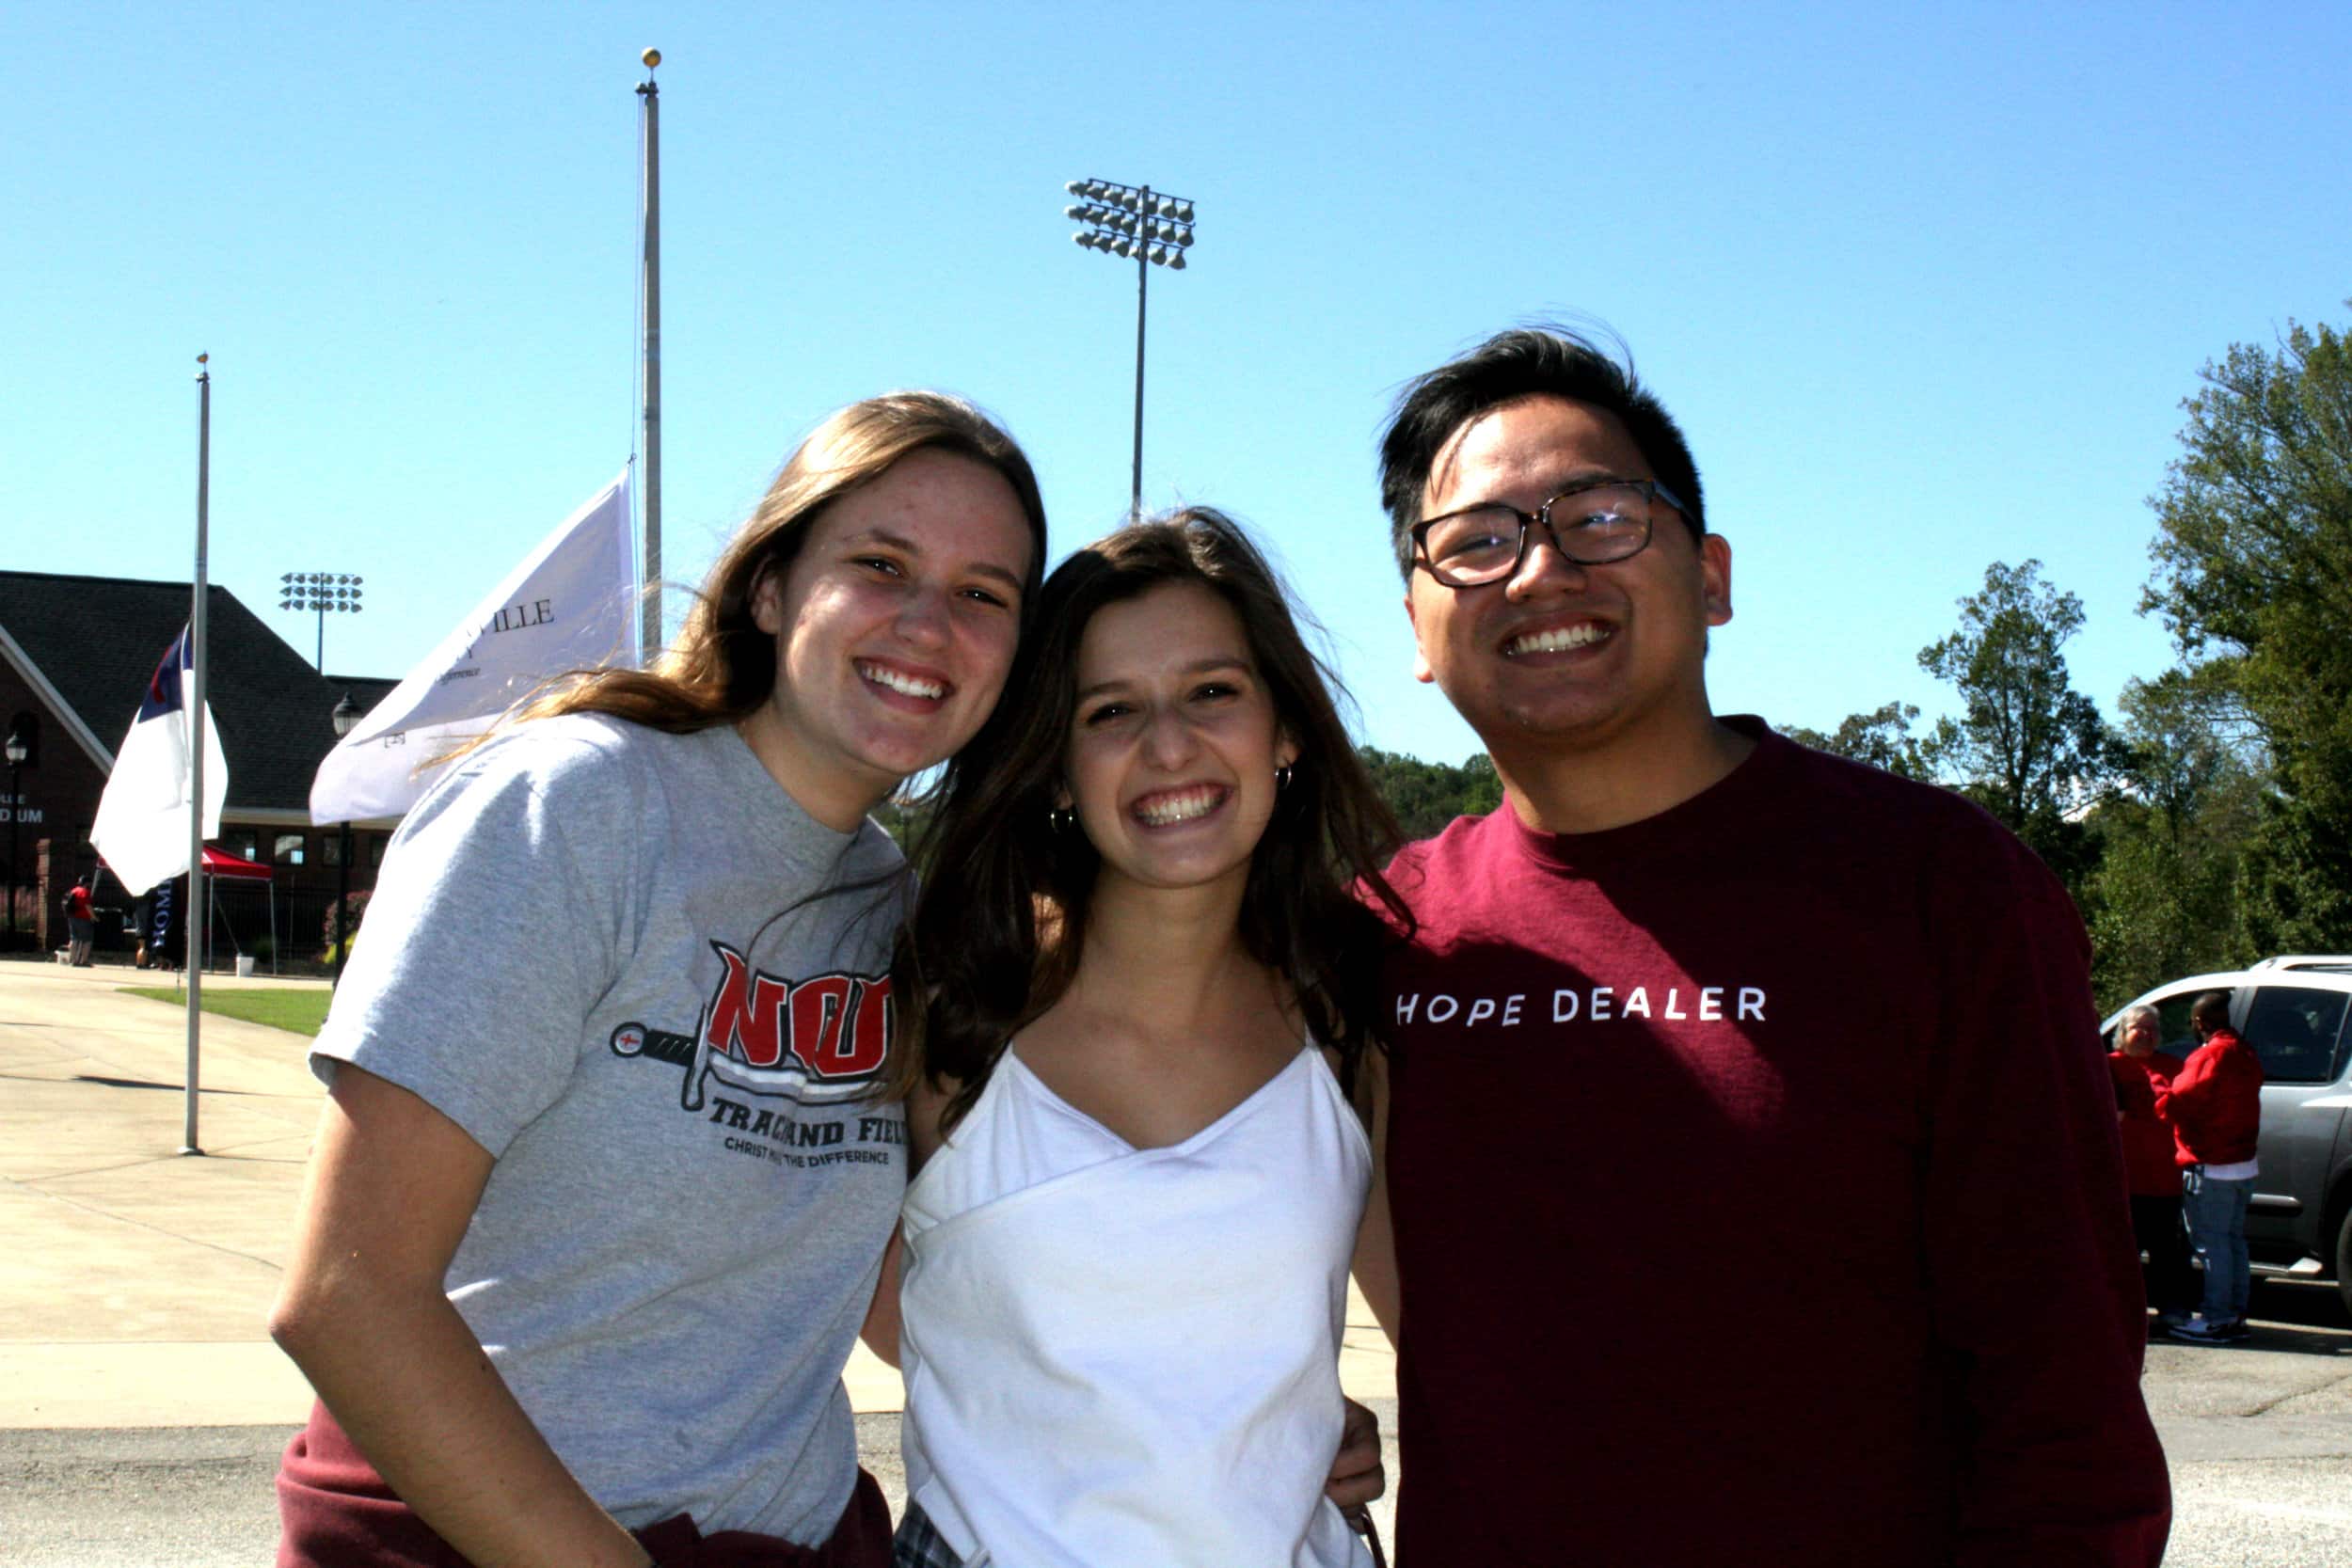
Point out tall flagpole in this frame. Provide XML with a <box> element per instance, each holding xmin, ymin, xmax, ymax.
<box><xmin>637</xmin><ymin>48</ymin><xmax>662</xmax><ymax>662</ymax></box>
<box><xmin>183</xmin><ymin>354</ymin><xmax>211</xmax><ymax>1156</ymax></box>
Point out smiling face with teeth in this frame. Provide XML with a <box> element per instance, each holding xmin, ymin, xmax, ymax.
<box><xmin>1063</xmin><ymin>581</ymin><xmax>1296</xmax><ymax>899</ymax></box>
<box><xmin>743</xmin><ymin>448</ymin><xmax>1035</xmax><ymax>831</ymax></box>
<box><xmin>1406</xmin><ymin>394</ymin><xmax>1734</xmax><ymax>802</ymax></box>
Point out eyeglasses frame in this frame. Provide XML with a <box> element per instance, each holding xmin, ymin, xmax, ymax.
<box><xmin>1410</xmin><ymin>476</ymin><xmax>1694</xmax><ymax>589</ymax></box>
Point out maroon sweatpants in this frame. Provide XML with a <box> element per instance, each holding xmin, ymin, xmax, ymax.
<box><xmin>277</xmin><ymin>1401</ymin><xmax>892</xmax><ymax>1568</ymax></box>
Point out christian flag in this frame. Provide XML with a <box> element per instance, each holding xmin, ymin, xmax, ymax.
<box><xmin>310</xmin><ymin>468</ymin><xmax>638</xmax><ymax>825</ymax></box>
<box><xmin>90</xmin><ymin>626</ymin><xmax>230</xmax><ymax>897</ymax></box>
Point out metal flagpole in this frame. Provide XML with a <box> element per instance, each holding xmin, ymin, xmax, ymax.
<box><xmin>637</xmin><ymin>48</ymin><xmax>662</xmax><ymax>661</ymax></box>
<box><xmin>183</xmin><ymin>354</ymin><xmax>210</xmax><ymax>1156</ymax></box>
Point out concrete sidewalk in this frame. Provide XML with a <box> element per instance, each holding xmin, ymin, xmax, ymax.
<box><xmin>0</xmin><ymin>958</ymin><xmax>1397</xmax><ymax>1432</ymax></box>
<box><xmin>1</xmin><ymin>958</ymin><xmax>326</xmax><ymax>1429</ymax></box>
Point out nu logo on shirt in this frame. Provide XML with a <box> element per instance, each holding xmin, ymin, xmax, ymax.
<box><xmin>610</xmin><ymin>941</ymin><xmax>890</xmax><ymax>1110</ymax></box>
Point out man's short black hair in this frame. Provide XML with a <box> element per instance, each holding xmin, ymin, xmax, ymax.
<box><xmin>1377</xmin><ymin>325</ymin><xmax>1705</xmax><ymax>580</ymax></box>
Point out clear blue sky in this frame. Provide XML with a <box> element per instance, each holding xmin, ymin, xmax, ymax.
<box><xmin>11</xmin><ymin>1</ymin><xmax>2348</xmax><ymax>766</ymax></box>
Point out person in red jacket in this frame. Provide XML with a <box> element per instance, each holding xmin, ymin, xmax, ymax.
<box><xmin>2110</xmin><ymin>1005</ymin><xmax>2193</xmax><ymax>1323</ymax></box>
<box><xmin>2157</xmin><ymin>991</ymin><xmax>2265</xmax><ymax>1342</ymax></box>
<box><xmin>64</xmin><ymin>877</ymin><xmax>96</xmax><ymax>967</ymax></box>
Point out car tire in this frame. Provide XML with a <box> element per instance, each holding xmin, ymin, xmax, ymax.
<box><xmin>2338</xmin><ymin>1202</ymin><xmax>2352</xmax><ymax>1322</ymax></box>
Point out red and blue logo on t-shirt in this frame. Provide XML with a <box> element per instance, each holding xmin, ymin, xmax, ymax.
<box><xmin>609</xmin><ymin>940</ymin><xmax>891</xmax><ymax>1111</ymax></box>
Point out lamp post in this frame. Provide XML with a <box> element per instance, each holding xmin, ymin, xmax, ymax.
<box><xmin>3</xmin><ymin>730</ymin><xmax>24</xmax><ymax>943</ymax></box>
<box><xmin>279</xmin><ymin>572</ymin><xmax>364</xmax><ymax>673</ymax></box>
<box><xmin>1065</xmin><ymin>178</ymin><xmax>1198</xmax><ymax>517</ymax></box>
<box><xmin>329</xmin><ymin>692</ymin><xmax>359</xmax><ymax>985</ymax></box>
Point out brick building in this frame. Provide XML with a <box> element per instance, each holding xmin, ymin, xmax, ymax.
<box><xmin>1</xmin><ymin>570</ymin><xmax>397</xmax><ymax>963</ymax></box>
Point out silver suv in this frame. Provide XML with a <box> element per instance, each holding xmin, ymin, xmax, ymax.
<box><xmin>2102</xmin><ymin>957</ymin><xmax>2352</xmax><ymax>1317</ymax></box>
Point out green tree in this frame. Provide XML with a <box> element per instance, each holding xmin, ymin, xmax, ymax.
<box><xmin>1785</xmin><ymin>701</ymin><xmax>1931</xmax><ymax>780</ymax></box>
<box><xmin>2079</xmin><ymin>672</ymin><xmax>2266</xmax><ymax>1008</ymax></box>
<box><xmin>871</xmin><ymin>793</ymin><xmax>934</xmax><ymax>848</ymax></box>
<box><xmin>1916</xmin><ymin>560</ymin><xmax>2123</xmax><ymax>893</ymax></box>
<box><xmin>2143</xmin><ymin>309</ymin><xmax>2352</xmax><ymax>953</ymax></box>
<box><xmin>1356</xmin><ymin>747</ymin><xmax>1504</xmax><ymax>843</ymax></box>
<box><xmin>2112</xmin><ymin>668</ymin><xmax>2255</xmax><ymax>848</ymax></box>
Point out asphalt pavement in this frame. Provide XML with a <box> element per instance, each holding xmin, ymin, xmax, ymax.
<box><xmin>2</xmin><ymin>955</ymin><xmax>2346</xmax><ymax>1565</ymax></box>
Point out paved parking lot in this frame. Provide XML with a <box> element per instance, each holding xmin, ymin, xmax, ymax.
<box><xmin>2142</xmin><ymin>1279</ymin><xmax>2352</xmax><ymax>1565</ymax></box>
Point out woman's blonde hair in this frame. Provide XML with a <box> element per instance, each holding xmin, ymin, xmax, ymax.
<box><xmin>519</xmin><ymin>390</ymin><xmax>1047</xmax><ymax>734</ymax></box>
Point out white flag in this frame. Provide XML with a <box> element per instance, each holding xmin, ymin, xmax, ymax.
<box><xmin>310</xmin><ymin>469</ymin><xmax>639</xmax><ymax>825</ymax></box>
<box><xmin>91</xmin><ymin>626</ymin><xmax>229</xmax><ymax>897</ymax></box>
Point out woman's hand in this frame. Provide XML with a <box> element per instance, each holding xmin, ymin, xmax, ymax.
<box><xmin>1324</xmin><ymin>1396</ymin><xmax>1385</xmax><ymax>1509</ymax></box>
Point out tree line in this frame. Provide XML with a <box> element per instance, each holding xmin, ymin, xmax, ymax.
<box><xmin>1787</xmin><ymin>309</ymin><xmax>2352</xmax><ymax>1008</ymax></box>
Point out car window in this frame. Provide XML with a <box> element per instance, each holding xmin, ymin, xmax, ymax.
<box><xmin>2241</xmin><ymin>986</ymin><xmax>2352</xmax><ymax>1085</ymax></box>
<box><xmin>2153</xmin><ymin>993</ymin><xmax>2201</xmax><ymax>1058</ymax></box>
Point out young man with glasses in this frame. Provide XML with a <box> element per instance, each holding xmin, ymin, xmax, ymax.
<box><xmin>1365</xmin><ymin>327</ymin><xmax>2169</xmax><ymax>1564</ymax></box>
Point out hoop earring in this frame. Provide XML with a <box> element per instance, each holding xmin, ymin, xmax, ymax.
<box><xmin>1275</xmin><ymin>763</ymin><xmax>1295</xmax><ymax>792</ymax></box>
<box><xmin>1049</xmin><ymin>804</ymin><xmax>1075</xmax><ymax>833</ymax></box>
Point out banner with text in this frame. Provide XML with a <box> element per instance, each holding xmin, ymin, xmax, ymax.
<box><xmin>310</xmin><ymin>468</ymin><xmax>639</xmax><ymax>825</ymax></box>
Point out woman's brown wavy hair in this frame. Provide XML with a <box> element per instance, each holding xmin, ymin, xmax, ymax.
<box><xmin>888</xmin><ymin>507</ymin><xmax>1413</xmax><ymax>1131</ymax></box>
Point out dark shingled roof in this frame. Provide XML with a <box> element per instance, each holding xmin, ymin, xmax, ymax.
<box><xmin>0</xmin><ymin>570</ymin><xmax>395</xmax><ymax>815</ymax></box>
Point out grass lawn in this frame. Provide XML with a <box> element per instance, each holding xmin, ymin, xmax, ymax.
<box><xmin>122</xmin><ymin>985</ymin><xmax>334</xmax><ymax>1037</ymax></box>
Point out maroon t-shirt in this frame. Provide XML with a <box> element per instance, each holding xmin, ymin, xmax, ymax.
<box><xmin>1379</xmin><ymin>721</ymin><xmax>2168</xmax><ymax>1566</ymax></box>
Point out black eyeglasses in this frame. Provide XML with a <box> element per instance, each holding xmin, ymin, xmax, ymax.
<box><xmin>1410</xmin><ymin>478</ymin><xmax>1692</xmax><ymax>589</ymax></box>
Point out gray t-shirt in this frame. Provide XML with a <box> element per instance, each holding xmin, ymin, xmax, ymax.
<box><xmin>314</xmin><ymin>713</ymin><xmax>908</xmax><ymax>1544</ymax></box>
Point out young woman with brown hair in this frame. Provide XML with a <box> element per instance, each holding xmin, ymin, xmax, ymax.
<box><xmin>884</xmin><ymin>508</ymin><xmax>1407</xmax><ymax>1568</ymax></box>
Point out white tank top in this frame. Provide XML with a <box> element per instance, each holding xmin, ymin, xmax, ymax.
<box><xmin>899</xmin><ymin>1044</ymin><xmax>1373</xmax><ymax>1568</ymax></box>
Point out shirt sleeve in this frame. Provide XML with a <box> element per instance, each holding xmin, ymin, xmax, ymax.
<box><xmin>311</xmin><ymin>723</ymin><xmax>644</xmax><ymax>1156</ymax></box>
<box><xmin>2153</xmin><ymin>1045</ymin><xmax>2228</xmax><ymax>1139</ymax></box>
<box><xmin>1919</xmin><ymin>826</ymin><xmax>2171</xmax><ymax>1565</ymax></box>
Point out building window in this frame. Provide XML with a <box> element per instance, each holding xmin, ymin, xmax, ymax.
<box><xmin>274</xmin><ymin>832</ymin><xmax>307</xmax><ymax>866</ymax></box>
<box><xmin>321</xmin><ymin>833</ymin><xmax>343</xmax><ymax>868</ymax></box>
<box><xmin>370</xmin><ymin>834</ymin><xmax>387</xmax><ymax>868</ymax></box>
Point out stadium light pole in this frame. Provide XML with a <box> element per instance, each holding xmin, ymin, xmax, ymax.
<box><xmin>279</xmin><ymin>572</ymin><xmax>364</xmax><ymax>673</ymax></box>
<box><xmin>1064</xmin><ymin>178</ymin><xmax>1198</xmax><ymax>517</ymax></box>
<box><xmin>329</xmin><ymin>692</ymin><xmax>359</xmax><ymax>987</ymax></box>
